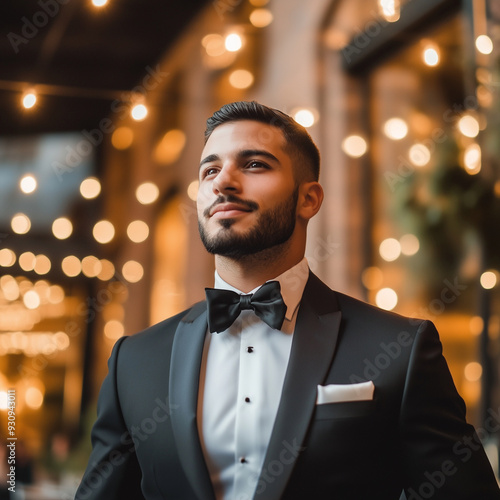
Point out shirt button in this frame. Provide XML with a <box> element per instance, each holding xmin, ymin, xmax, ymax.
<box><xmin>240</xmin><ymin>457</ymin><xmax>247</xmax><ymax>464</ymax></box>
<box><xmin>245</xmin><ymin>397</ymin><xmax>251</xmax><ymax>403</ymax></box>
<box><xmin>247</xmin><ymin>346</ymin><xmax>254</xmax><ymax>353</ymax></box>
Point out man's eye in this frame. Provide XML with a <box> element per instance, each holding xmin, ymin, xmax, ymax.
<box><xmin>247</xmin><ymin>161</ymin><xmax>268</xmax><ymax>169</ymax></box>
<box><xmin>203</xmin><ymin>167</ymin><xmax>218</xmax><ymax>177</ymax></box>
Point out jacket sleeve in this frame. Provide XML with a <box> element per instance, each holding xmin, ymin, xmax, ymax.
<box><xmin>75</xmin><ymin>337</ymin><xmax>145</xmax><ymax>500</ymax></box>
<box><xmin>400</xmin><ymin>320</ymin><xmax>500</xmax><ymax>499</ymax></box>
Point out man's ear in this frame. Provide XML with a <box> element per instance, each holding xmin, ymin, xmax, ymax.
<box><xmin>297</xmin><ymin>181</ymin><xmax>324</xmax><ymax>221</ymax></box>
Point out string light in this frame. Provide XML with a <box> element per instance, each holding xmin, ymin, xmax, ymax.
<box><xmin>80</xmin><ymin>177</ymin><xmax>101</xmax><ymax>199</ymax></box>
<box><xmin>408</xmin><ymin>144</ymin><xmax>431</xmax><ymax>167</ymax></box>
<box><xmin>229</xmin><ymin>70</ymin><xmax>254</xmax><ymax>89</ymax></box>
<box><xmin>476</xmin><ymin>35</ymin><xmax>493</xmax><ymax>55</ymax></box>
<box><xmin>422</xmin><ymin>45</ymin><xmax>440</xmax><ymax>67</ymax></box>
<box><xmin>293</xmin><ymin>108</ymin><xmax>318</xmax><ymax>128</ymax></box>
<box><xmin>131</xmin><ymin>103</ymin><xmax>148</xmax><ymax>121</ymax></box>
<box><xmin>22</xmin><ymin>91</ymin><xmax>37</xmax><ymax>109</ymax></box>
<box><xmin>249</xmin><ymin>9</ymin><xmax>273</xmax><ymax>28</ymax></box>
<box><xmin>378</xmin><ymin>0</ymin><xmax>400</xmax><ymax>22</ymax></box>
<box><xmin>136</xmin><ymin>182</ymin><xmax>159</xmax><ymax>205</ymax></box>
<box><xmin>458</xmin><ymin>115</ymin><xmax>479</xmax><ymax>138</ymax></box>
<box><xmin>93</xmin><ymin>220</ymin><xmax>115</xmax><ymax>244</ymax></box>
<box><xmin>225</xmin><ymin>33</ymin><xmax>243</xmax><ymax>52</ymax></box>
<box><xmin>61</xmin><ymin>256</ymin><xmax>81</xmax><ymax>277</ymax></box>
<box><xmin>91</xmin><ymin>0</ymin><xmax>108</xmax><ymax>7</ymax></box>
<box><xmin>383</xmin><ymin>118</ymin><xmax>408</xmax><ymax>140</ymax></box>
<box><xmin>127</xmin><ymin>220</ymin><xmax>150</xmax><ymax>243</ymax></box>
<box><xmin>11</xmin><ymin>213</ymin><xmax>31</xmax><ymax>235</ymax></box>
<box><xmin>379</xmin><ymin>238</ymin><xmax>401</xmax><ymax>262</ymax></box>
<box><xmin>342</xmin><ymin>135</ymin><xmax>368</xmax><ymax>158</ymax></box>
<box><xmin>480</xmin><ymin>271</ymin><xmax>497</xmax><ymax>290</ymax></box>
<box><xmin>122</xmin><ymin>260</ymin><xmax>144</xmax><ymax>283</ymax></box>
<box><xmin>52</xmin><ymin>217</ymin><xmax>73</xmax><ymax>239</ymax></box>
<box><xmin>20</xmin><ymin>174</ymin><xmax>37</xmax><ymax>194</ymax></box>
<box><xmin>375</xmin><ymin>288</ymin><xmax>398</xmax><ymax>310</ymax></box>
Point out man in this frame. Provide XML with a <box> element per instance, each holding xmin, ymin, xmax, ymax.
<box><xmin>76</xmin><ymin>101</ymin><xmax>500</xmax><ymax>499</ymax></box>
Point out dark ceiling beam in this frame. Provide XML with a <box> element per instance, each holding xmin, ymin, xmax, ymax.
<box><xmin>342</xmin><ymin>0</ymin><xmax>462</xmax><ymax>74</ymax></box>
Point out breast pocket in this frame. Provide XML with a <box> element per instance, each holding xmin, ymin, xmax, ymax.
<box><xmin>314</xmin><ymin>399</ymin><xmax>377</xmax><ymax>420</ymax></box>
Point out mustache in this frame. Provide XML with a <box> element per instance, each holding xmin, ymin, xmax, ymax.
<box><xmin>203</xmin><ymin>195</ymin><xmax>259</xmax><ymax>218</ymax></box>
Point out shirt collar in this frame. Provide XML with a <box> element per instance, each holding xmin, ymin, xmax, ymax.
<box><xmin>213</xmin><ymin>257</ymin><xmax>309</xmax><ymax>321</ymax></box>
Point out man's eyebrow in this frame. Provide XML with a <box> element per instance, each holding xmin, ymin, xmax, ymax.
<box><xmin>199</xmin><ymin>154</ymin><xmax>220</xmax><ymax>169</ymax></box>
<box><xmin>237</xmin><ymin>149</ymin><xmax>281</xmax><ymax>164</ymax></box>
<box><xmin>199</xmin><ymin>149</ymin><xmax>281</xmax><ymax>169</ymax></box>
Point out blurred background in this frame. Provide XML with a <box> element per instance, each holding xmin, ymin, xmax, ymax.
<box><xmin>0</xmin><ymin>0</ymin><xmax>499</xmax><ymax>497</ymax></box>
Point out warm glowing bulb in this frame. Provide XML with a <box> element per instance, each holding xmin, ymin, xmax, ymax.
<box><xmin>399</xmin><ymin>234</ymin><xmax>420</xmax><ymax>256</ymax></box>
<box><xmin>375</xmin><ymin>288</ymin><xmax>398</xmax><ymax>310</ymax></box>
<box><xmin>464</xmin><ymin>362</ymin><xmax>482</xmax><ymax>382</ymax></box>
<box><xmin>61</xmin><ymin>256</ymin><xmax>81</xmax><ymax>277</ymax></box>
<box><xmin>52</xmin><ymin>217</ymin><xmax>73</xmax><ymax>239</ymax></box>
<box><xmin>122</xmin><ymin>260</ymin><xmax>144</xmax><ymax>283</ymax></box>
<box><xmin>409</xmin><ymin>144</ymin><xmax>431</xmax><ymax>167</ymax></box>
<box><xmin>127</xmin><ymin>220</ymin><xmax>150</xmax><ymax>243</ymax></box>
<box><xmin>136</xmin><ymin>182</ymin><xmax>159</xmax><ymax>204</ymax></box>
<box><xmin>378</xmin><ymin>0</ymin><xmax>400</xmax><ymax>22</ymax></box>
<box><xmin>225</xmin><ymin>33</ymin><xmax>242</xmax><ymax>52</ymax></box>
<box><xmin>80</xmin><ymin>177</ymin><xmax>101</xmax><ymax>199</ymax></box>
<box><xmin>0</xmin><ymin>249</ymin><xmax>16</xmax><ymax>267</ymax></box>
<box><xmin>476</xmin><ymin>35</ymin><xmax>493</xmax><ymax>55</ymax></box>
<box><xmin>92</xmin><ymin>0</ymin><xmax>108</xmax><ymax>7</ymax></box>
<box><xmin>93</xmin><ymin>220</ymin><xmax>115</xmax><ymax>244</ymax></box>
<box><xmin>458</xmin><ymin>115</ymin><xmax>479</xmax><ymax>138</ymax></box>
<box><xmin>423</xmin><ymin>47</ymin><xmax>440</xmax><ymax>66</ymax></box>
<box><xmin>131</xmin><ymin>103</ymin><xmax>148</xmax><ymax>121</ymax></box>
<box><xmin>11</xmin><ymin>213</ymin><xmax>31</xmax><ymax>234</ymax></box>
<box><xmin>463</xmin><ymin>144</ymin><xmax>481</xmax><ymax>175</ymax></box>
<box><xmin>379</xmin><ymin>238</ymin><xmax>402</xmax><ymax>262</ymax></box>
<box><xmin>384</xmin><ymin>118</ymin><xmax>408</xmax><ymax>140</ymax></box>
<box><xmin>23</xmin><ymin>290</ymin><xmax>41</xmax><ymax>309</ymax></box>
<box><xmin>20</xmin><ymin>175</ymin><xmax>37</xmax><ymax>194</ymax></box>
<box><xmin>293</xmin><ymin>109</ymin><xmax>316</xmax><ymax>128</ymax></box>
<box><xmin>480</xmin><ymin>271</ymin><xmax>497</xmax><ymax>290</ymax></box>
<box><xmin>229</xmin><ymin>69</ymin><xmax>254</xmax><ymax>89</ymax></box>
<box><xmin>342</xmin><ymin>135</ymin><xmax>368</xmax><ymax>158</ymax></box>
<box><xmin>22</xmin><ymin>92</ymin><xmax>37</xmax><ymax>109</ymax></box>
<box><xmin>249</xmin><ymin>8</ymin><xmax>273</xmax><ymax>28</ymax></box>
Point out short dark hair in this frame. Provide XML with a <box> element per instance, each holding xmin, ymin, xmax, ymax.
<box><xmin>204</xmin><ymin>101</ymin><xmax>320</xmax><ymax>182</ymax></box>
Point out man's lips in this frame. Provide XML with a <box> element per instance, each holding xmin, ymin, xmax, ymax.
<box><xmin>209</xmin><ymin>203</ymin><xmax>253</xmax><ymax>218</ymax></box>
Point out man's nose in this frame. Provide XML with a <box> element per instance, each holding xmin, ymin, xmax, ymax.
<box><xmin>212</xmin><ymin>164</ymin><xmax>240</xmax><ymax>194</ymax></box>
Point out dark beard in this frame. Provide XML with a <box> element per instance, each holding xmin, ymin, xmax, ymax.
<box><xmin>198</xmin><ymin>189</ymin><xmax>299</xmax><ymax>258</ymax></box>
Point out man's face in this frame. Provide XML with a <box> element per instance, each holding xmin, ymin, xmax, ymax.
<box><xmin>197</xmin><ymin>120</ymin><xmax>299</xmax><ymax>258</ymax></box>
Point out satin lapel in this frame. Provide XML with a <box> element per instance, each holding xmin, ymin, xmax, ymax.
<box><xmin>168</xmin><ymin>301</ymin><xmax>216</xmax><ymax>500</ymax></box>
<box><xmin>254</xmin><ymin>273</ymin><xmax>342</xmax><ymax>500</ymax></box>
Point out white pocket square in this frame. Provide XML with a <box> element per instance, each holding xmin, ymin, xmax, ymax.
<box><xmin>316</xmin><ymin>381</ymin><xmax>375</xmax><ymax>405</ymax></box>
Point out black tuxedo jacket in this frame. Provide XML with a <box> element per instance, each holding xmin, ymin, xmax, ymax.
<box><xmin>76</xmin><ymin>272</ymin><xmax>500</xmax><ymax>499</ymax></box>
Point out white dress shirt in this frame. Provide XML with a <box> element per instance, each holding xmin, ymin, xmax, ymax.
<box><xmin>197</xmin><ymin>258</ymin><xmax>309</xmax><ymax>500</ymax></box>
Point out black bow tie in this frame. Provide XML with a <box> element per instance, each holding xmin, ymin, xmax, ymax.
<box><xmin>205</xmin><ymin>281</ymin><xmax>287</xmax><ymax>333</ymax></box>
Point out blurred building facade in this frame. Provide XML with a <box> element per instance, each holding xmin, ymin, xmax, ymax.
<box><xmin>1</xmin><ymin>0</ymin><xmax>500</xmax><ymax>490</ymax></box>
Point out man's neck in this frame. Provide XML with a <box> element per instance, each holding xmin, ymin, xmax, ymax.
<box><xmin>214</xmin><ymin>243</ymin><xmax>304</xmax><ymax>293</ymax></box>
